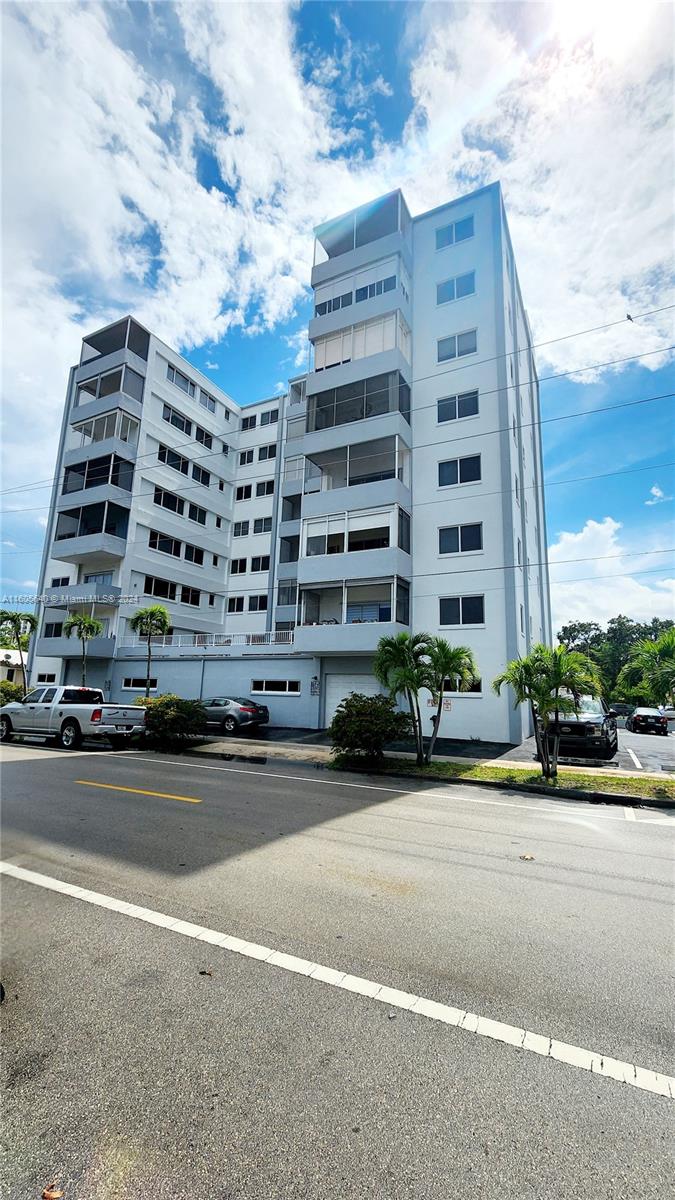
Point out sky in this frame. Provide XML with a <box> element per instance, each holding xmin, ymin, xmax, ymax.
<box><xmin>1</xmin><ymin>0</ymin><xmax>673</xmax><ymax>635</ymax></box>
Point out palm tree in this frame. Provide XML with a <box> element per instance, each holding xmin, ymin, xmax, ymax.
<box><xmin>128</xmin><ymin>605</ymin><xmax>171</xmax><ymax>698</ymax></box>
<box><xmin>493</xmin><ymin>644</ymin><xmax>601</xmax><ymax>779</ymax></box>
<box><xmin>493</xmin><ymin>646</ymin><xmax>551</xmax><ymax>776</ymax></box>
<box><xmin>63</xmin><ymin>613</ymin><xmax>104</xmax><ymax>686</ymax></box>
<box><xmin>373</xmin><ymin>632</ymin><xmax>431</xmax><ymax>765</ymax></box>
<box><xmin>424</xmin><ymin>638</ymin><xmax>478</xmax><ymax>764</ymax></box>
<box><xmin>618</xmin><ymin>628</ymin><xmax>675</xmax><ymax>706</ymax></box>
<box><xmin>0</xmin><ymin>609</ymin><xmax>38</xmax><ymax>694</ymax></box>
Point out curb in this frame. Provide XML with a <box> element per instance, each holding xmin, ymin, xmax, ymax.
<box><xmin>183</xmin><ymin>745</ymin><xmax>675</xmax><ymax>810</ymax></box>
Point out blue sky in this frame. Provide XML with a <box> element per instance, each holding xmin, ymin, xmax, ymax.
<box><xmin>1</xmin><ymin>0</ymin><xmax>673</xmax><ymax>631</ymax></box>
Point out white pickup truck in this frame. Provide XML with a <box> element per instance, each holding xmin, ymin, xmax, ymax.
<box><xmin>0</xmin><ymin>685</ymin><xmax>145</xmax><ymax>750</ymax></box>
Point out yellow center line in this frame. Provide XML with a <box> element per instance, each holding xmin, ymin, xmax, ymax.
<box><xmin>75</xmin><ymin>780</ymin><xmax>202</xmax><ymax>804</ymax></box>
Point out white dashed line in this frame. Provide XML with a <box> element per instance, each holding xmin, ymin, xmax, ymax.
<box><xmin>624</xmin><ymin>805</ymin><xmax>637</xmax><ymax>821</ymax></box>
<box><xmin>1</xmin><ymin>859</ymin><xmax>672</xmax><ymax>1102</ymax></box>
<box><xmin>627</xmin><ymin>748</ymin><xmax>643</xmax><ymax>770</ymax></box>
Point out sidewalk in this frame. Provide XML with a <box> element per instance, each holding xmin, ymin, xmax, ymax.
<box><xmin>190</xmin><ymin>734</ymin><xmax>669</xmax><ymax>782</ymax></box>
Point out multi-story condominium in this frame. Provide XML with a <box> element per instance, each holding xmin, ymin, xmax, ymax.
<box><xmin>30</xmin><ymin>182</ymin><xmax>551</xmax><ymax>743</ymax></box>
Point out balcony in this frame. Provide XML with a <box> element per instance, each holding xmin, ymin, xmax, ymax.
<box><xmin>294</xmin><ymin>578</ymin><xmax>409</xmax><ymax>653</ymax></box>
<box><xmin>311</xmin><ymin>191</ymin><xmax>412</xmax><ymax>287</ymax></box>
<box><xmin>51</xmin><ymin>532</ymin><xmax>128</xmax><ymax>565</ymax></box>
<box><xmin>79</xmin><ymin>316</ymin><xmax>149</xmax><ymax>369</ymax></box>
<box><xmin>43</xmin><ymin>583</ymin><xmax>122</xmax><ymax>608</ymax></box>
<box><xmin>302</xmin><ymin>435</ymin><xmax>411</xmax><ymax>515</ymax></box>
<box><xmin>52</xmin><ymin>501</ymin><xmax>129</xmax><ymax>563</ymax></box>
<box><xmin>35</xmin><ymin>636</ymin><xmax>116</xmax><ymax>659</ymax></box>
<box><xmin>116</xmin><ymin>631</ymin><xmax>295</xmax><ymax>659</ymax></box>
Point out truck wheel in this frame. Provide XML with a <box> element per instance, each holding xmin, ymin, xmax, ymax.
<box><xmin>0</xmin><ymin>716</ymin><xmax>13</xmax><ymax>742</ymax></box>
<box><xmin>221</xmin><ymin>716</ymin><xmax>238</xmax><ymax>735</ymax></box>
<box><xmin>58</xmin><ymin>720</ymin><xmax>82</xmax><ymax>750</ymax></box>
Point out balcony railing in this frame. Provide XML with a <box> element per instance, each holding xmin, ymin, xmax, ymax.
<box><xmin>118</xmin><ymin>631</ymin><xmax>294</xmax><ymax>650</ymax></box>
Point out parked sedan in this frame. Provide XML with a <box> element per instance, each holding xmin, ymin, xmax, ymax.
<box><xmin>201</xmin><ymin>696</ymin><xmax>269</xmax><ymax>735</ymax></box>
<box><xmin>625</xmin><ymin>707</ymin><xmax>669</xmax><ymax>736</ymax></box>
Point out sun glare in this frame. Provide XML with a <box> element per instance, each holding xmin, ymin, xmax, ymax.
<box><xmin>551</xmin><ymin>0</ymin><xmax>656</xmax><ymax>59</ymax></box>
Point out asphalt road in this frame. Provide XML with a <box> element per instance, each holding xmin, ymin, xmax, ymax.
<box><xmin>1</xmin><ymin>744</ymin><xmax>673</xmax><ymax>1199</ymax></box>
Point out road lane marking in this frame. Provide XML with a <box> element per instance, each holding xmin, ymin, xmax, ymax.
<box><xmin>115</xmin><ymin>754</ymin><xmax>674</xmax><ymax>825</ymax></box>
<box><xmin>1</xmin><ymin>859</ymin><xmax>672</xmax><ymax>1102</ymax></box>
<box><xmin>74</xmin><ymin>780</ymin><xmax>202</xmax><ymax>804</ymax></box>
<box><xmin>627</xmin><ymin>748</ymin><xmax>643</xmax><ymax>770</ymax></box>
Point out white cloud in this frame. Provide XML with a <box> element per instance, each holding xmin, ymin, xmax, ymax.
<box><xmin>1</xmin><ymin>0</ymin><xmax>672</xmax><ymax>504</ymax></box>
<box><xmin>284</xmin><ymin>328</ymin><xmax>311</xmax><ymax>370</ymax></box>
<box><xmin>645</xmin><ymin>484</ymin><xmax>673</xmax><ymax>506</ymax></box>
<box><xmin>548</xmin><ymin>516</ymin><xmax>675</xmax><ymax>632</ymax></box>
<box><xmin>205</xmin><ymin>361</ymin><xmax>219</xmax><ymax>371</ymax></box>
<box><xmin>1</xmin><ymin>541</ymin><xmax>16</xmax><ymax>548</ymax></box>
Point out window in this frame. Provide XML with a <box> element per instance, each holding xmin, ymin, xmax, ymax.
<box><xmin>438</xmin><ymin>455</ymin><xmax>481</xmax><ymax>486</ymax></box>
<box><xmin>513</xmin><ymin>416</ymin><xmax>517</xmax><ymax>440</ymax></box>
<box><xmin>44</xmin><ymin>622</ymin><xmax>64</xmax><ymax>638</ymax></box>
<box><xmin>436</xmin><ymin>271</ymin><xmax>475</xmax><ymax>305</ymax></box>
<box><xmin>517</xmin><ymin>538</ymin><xmax>522</xmax><ymax>566</ymax></box>
<box><xmin>437</xmin><ymin>390</ymin><xmax>479</xmax><ymax>423</ymax></box>
<box><xmin>184</xmin><ymin>543</ymin><xmax>204</xmax><ymax>565</ymax></box>
<box><xmin>37</xmin><ymin>673</ymin><xmax>57</xmax><ymax>684</ymax></box>
<box><xmin>50</xmin><ymin>577</ymin><xmax>69</xmax><ymax>587</ymax></box>
<box><xmin>233</xmin><ymin>521</ymin><xmax>249</xmax><ymax>537</ymax></box>
<box><xmin>188</xmin><ymin>502</ymin><xmax>207</xmax><ymax>525</ymax></box>
<box><xmin>439</xmin><ymin>595</ymin><xmax>485</xmax><ymax>626</ymax></box>
<box><xmin>158</xmin><ymin>444</ymin><xmax>188</xmax><ymax>475</ymax></box>
<box><xmin>258</xmin><ymin>444</ymin><xmax>276</xmax><ymax>461</ymax></box>
<box><xmin>260</xmin><ymin>409</ymin><xmax>279</xmax><ymax>426</ymax></box>
<box><xmin>239</xmin><ymin>449</ymin><xmax>253</xmax><ymax>466</ymax></box>
<box><xmin>181</xmin><ymin>586</ymin><xmax>201</xmax><ymax>607</ymax></box>
<box><xmin>213</xmin><ymin>555</ymin><xmax>219</xmax><ymax>567</ymax></box>
<box><xmin>84</xmin><ymin>572</ymin><xmax>113</xmax><ymax>585</ymax></box>
<box><xmin>241</xmin><ymin>414</ymin><xmax>256</xmax><ymax>431</ymax></box>
<box><xmin>314</xmin><ymin>312</ymin><xmax>410</xmax><ymax>372</ymax></box>
<box><xmin>236</xmin><ymin>485</ymin><xmax>252</xmax><ymax>501</ymax></box>
<box><xmin>166</xmin><ymin>363</ymin><xmax>195</xmax><ymax>398</ymax></box>
<box><xmin>443</xmin><ymin>676</ymin><xmax>482</xmax><ymax>695</ymax></box>
<box><xmin>256</xmin><ymin>480</ymin><xmax>274</xmax><ymax>497</ymax></box>
<box><xmin>218</xmin><ymin>481</ymin><xmax>224</xmax><ymax>492</ymax></box>
<box><xmin>520</xmin><ymin>604</ymin><xmax>525</xmax><ymax>634</ymax></box>
<box><xmin>231</xmin><ymin>558</ymin><xmax>247</xmax><ymax>574</ymax></box>
<box><xmin>353</xmin><ymin>273</ymin><xmax>397</xmax><ymax>305</ymax></box>
<box><xmin>200</xmin><ymin>390</ymin><xmax>216</xmax><ymax>414</ymax></box>
<box><xmin>195</xmin><ymin>426</ymin><xmax>213</xmax><ymax>449</ymax></box>
<box><xmin>251</xmin><ymin>679</ymin><xmax>300</xmax><ymax>694</ymax></box>
<box><xmin>209</xmin><ymin>594</ymin><xmax>215</xmax><ymax>607</ymax></box>
<box><xmin>275</xmin><ymin>621</ymin><xmax>295</xmax><ymax>632</ymax></box>
<box><xmin>228</xmin><ymin>596</ymin><xmax>244</xmax><ymax>613</ymax></box>
<box><xmin>63</xmin><ymin>453</ymin><xmax>134</xmax><ymax>494</ymax></box>
<box><xmin>437</xmin><ymin>329</ymin><xmax>477</xmax><ymax>362</ymax></box>
<box><xmin>254</xmin><ymin>516</ymin><xmax>273</xmax><ymax>534</ymax></box>
<box><xmin>439</xmin><ymin>523</ymin><xmax>483</xmax><ymax>554</ymax></box>
<box><xmin>215</xmin><ymin>516</ymin><xmax>222</xmax><ymax>529</ymax></box>
<box><xmin>192</xmin><ymin>464</ymin><xmax>210</xmax><ymax>487</ymax></box>
<box><xmin>222</xmin><ymin>443</ymin><xmax>230</xmax><ymax>457</ymax></box>
<box><xmin>251</xmin><ymin>555</ymin><xmax>270</xmax><ymax>572</ymax></box>
<box><xmin>315</xmin><ymin>292</ymin><xmax>353</xmax><ymax>316</ymax></box>
<box><xmin>123</xmin><ymin>677</ymin><xmax>158</xmax><ymax>691</ymax></box>
<box><xmin>162</xmin><ymin>404</ymin><xmax>192</xmax><ymax>436</ymax></box>
<box><xmin>154</xmin><ymin>485</ymin><xmax>184</xmax><ymax>516</ymax></box>
<box><xmin>515</xmin><ymin>475</ymin><xmax>520</xmax><ymax>503</ymax></box>
<box><xmin>435</xmin><ymin>215</ymin><xmax>474</xmax><ymax>249</ymax></box>
<box><xmin>144</xmin><ymin>575</ymin><xmax>176</xmax><ymax>601</ymax></box>
<box><xmin>398</xmin><ymin>508</ymin><xmax>411</xmax><ymax>554</ymax></box>
<box><xmin>277</xmin><ymin>581</ymin><xmax>297</xmax><ymax>607</ymax></box>
<box><xmin>248</xmin><ymin>594</ymin><xmax>268</xmax><ymax>612</ymax></box>
<box><xmin>149</xmin><ymin>529</ymin><xmax>181</xmax><ymax>558</ymax></box>
<box><xmin>306</xmin><ymin>370</ymin><xmax>410</xmax><ymax>432</ymax></box>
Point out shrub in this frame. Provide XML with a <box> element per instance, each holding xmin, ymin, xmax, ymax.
<box><xmin>0</xmin><ymin>680</ymin><xmax>24</xmax><ymax>704</ymax></box>
<box><xmin>136</xmin><ymin>693</ymin><xmax>207</xmax><ymax>751</ymax></box>
<box><xmin>329</xmin><ymin>692</ymin><xmax>412</xmax><ymax>762</ymax></box>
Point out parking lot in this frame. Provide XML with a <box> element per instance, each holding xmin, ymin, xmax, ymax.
<box><xmin>497</xmin><ymin>724</ymin><xmax>675</xmax><ymax>775</ymax></box>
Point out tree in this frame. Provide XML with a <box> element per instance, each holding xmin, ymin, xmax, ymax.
<box><xmin>63</xmin><ymin>613</ymin><xmax>104</xmax><ymax>686</ymax></box>
<box><xmin>618</xmin><ymin>628</ymin><xmax>675</xmax><ymax>706</ymax></box>
<box><xmin>557</xmin><ymin>621</ymin><xmax>603</xmax><ymax>656</ymax></box>
<box><xmin>0</xmin><ymin>610</ymin><xmax>38</xmax><ymax>693</ymax></box>
<box><xmin>423</xmin><ymin>638</ymin><xmax>478</xmax><ymax>765</ymax></box>
<box><xmin>329</xmin><ymin>693</ymin><xmax>412</xmax><ymax>762</ymax></box>
<box><xmin>493</xmin><ymin>644</ymin><xmax>601</xmax><ymax>780</ymax></box>
<box><xmin>128</xmin><ymin>605</ymin><xmax>171</xmax><ymax>698</ymax></box>
<box><xmin>373</xmin><ymin>632</ymin><xmax>431</xmax><ymax>765</ymax></box>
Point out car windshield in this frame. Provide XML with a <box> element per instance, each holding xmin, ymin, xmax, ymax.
<box><xmin>570</xmin><ymin>696</ymin><xmax>604</xmax><ymax>716</ymax></box>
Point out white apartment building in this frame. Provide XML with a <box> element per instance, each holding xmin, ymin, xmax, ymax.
<box><xmin>30</xmin><ymin>182</ymin><xmax>551</xmax><ymax>743</ymax></box>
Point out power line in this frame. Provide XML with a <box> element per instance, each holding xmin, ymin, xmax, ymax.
<box><xmin>1</xmin><ymin>332</ymin><xmax>673</xmax><ymax>499</ymax></box>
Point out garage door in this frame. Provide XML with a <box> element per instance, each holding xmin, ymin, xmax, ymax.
<box><xmin>323</xmin><ymin>674</ymin><xmax>382</xmax><ymax>728</ymax></box>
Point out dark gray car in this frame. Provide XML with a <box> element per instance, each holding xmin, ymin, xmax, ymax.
<box><xmin>202</xmin><ymin>696</ymin><xmax>269</xmax><ymax>735</ymax></box>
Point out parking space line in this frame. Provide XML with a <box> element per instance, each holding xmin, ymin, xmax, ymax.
<box><xmin>627</xmin><ymin>748</ymin><xmax>643</xmax><ymax>771</ymax></box>
<box><xmin>1</xmin><ymin>859</ymin><xmax>672</xmax><ymax>1101</ymax></box>
<box><xmin>74</xmin><ymin>780</ymin><xmax>202</xmax><ymax>804</ymax></box>
<box><xmin>624</xmin><ymin>806</ymin><xmax>637</xmax><ymax>821</ymax></box>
